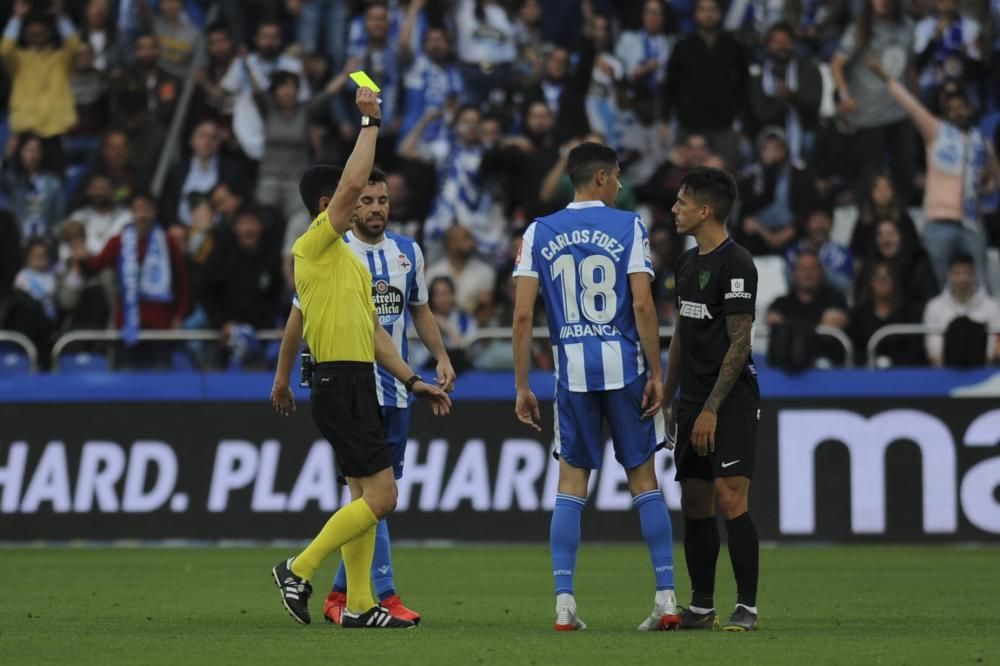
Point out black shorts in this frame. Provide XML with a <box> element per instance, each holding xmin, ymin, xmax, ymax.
<box><xmin>310</xmin><ymin>361</ymin><xmax>392</xmax><ymax>480</ymax></box>
<box><xmin>674</xmin><ymin>404</ymin><xmax>759</xmax><ymax>482</ymax></box>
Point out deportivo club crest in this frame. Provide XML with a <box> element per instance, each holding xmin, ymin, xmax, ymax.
<box><xmin>699</xmin><ymin>271</ymin><xmax>711</xmax><ymax>290</ymax></box>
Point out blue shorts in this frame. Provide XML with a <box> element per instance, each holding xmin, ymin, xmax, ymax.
<box><xmin>337</xmin><ymin>405</ymin><xmax>410</xmax><ymax>484</ymax></box>
<box><xmin>382</xmin><ymin>405</ymin><xmax>410</xmax><ymax>480</ymax></box>
<box><xmin>553</xmin><ymin>375</ymin><xmax>666</xmax><ymax>470</ymax></box>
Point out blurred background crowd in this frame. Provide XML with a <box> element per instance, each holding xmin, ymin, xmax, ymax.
<box><xmin>1</xmin><ymin>0</ymin><xmax>999</xmax><ymax>373</ymax></box>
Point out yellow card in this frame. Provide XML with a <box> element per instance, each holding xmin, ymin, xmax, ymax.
<box><xmin>349</xmin><ymin>70</ymin><xmax>381</xmax><ymax>93</ymax></box>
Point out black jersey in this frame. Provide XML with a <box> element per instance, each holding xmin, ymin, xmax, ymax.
<box><xmin>674</xmin><ymin>238</ymin><xmax>760</xmax><ymax>408</ymax></box>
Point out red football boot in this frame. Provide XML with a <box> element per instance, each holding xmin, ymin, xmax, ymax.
<box><xmin>380</xmin><ymin>594</ymin><xmax>421</xmax><ymax>625</ymax></box>
<box><xmin>322</xmin><ymin>590</ymin><xmax>347</xmax><ymax>625</ymax></box>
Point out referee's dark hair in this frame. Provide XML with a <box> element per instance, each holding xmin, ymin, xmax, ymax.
<box><xmin>567</xmin><ymin>142</ymin><xmax>618</xmax><ymax>189</ymax></box>
<box><xmin>299</xmin><ymin>165</ymin><xmax>388</xmax><ymax>217</ymax></box>
<box><xmin>679</xmin><ymin>166</ymin><xmax>738</xmax><ymax>224</ymax></box>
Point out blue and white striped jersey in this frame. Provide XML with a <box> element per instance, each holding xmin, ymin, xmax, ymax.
<box><xmin>513</xmin><ymin>201</ymin><xmax>653</xmax><ymax>393</ymax></box>
<box><xmin>295</xmin><ymin>230</ymin><xmax>427</xmax><ymax>408</ymax></box>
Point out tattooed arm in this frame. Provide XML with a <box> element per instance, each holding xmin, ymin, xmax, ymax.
<box><xmin>691</xmin><ymin>313</ymin><xmax>754</xmax><ymax>455</ymax></box>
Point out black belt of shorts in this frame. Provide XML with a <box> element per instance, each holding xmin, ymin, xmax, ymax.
<box><xmin>314</xmin><ymin>361</ymin><xmax>375</xmax><ymax>377</ymax></box>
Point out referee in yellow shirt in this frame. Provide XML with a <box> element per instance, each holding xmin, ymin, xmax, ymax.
<box><xmin>272</xmin><ymin>87</ymin><xmax>450</xmax><ymax>629</ymax></box>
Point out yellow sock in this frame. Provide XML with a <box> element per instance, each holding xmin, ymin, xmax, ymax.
<box><xmin>291</xmin><ymin>498</ymin><xmax>378</xmax><ymax>581</ymax></box>
<box><xmin>342</xmin><ymin>525</ymin><xmax>377</xmax><ymax>613</ymax></box>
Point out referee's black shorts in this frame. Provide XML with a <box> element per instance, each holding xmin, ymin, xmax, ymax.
<box><xmin>310</xmin><ymin>361</ymin><xmax>393</xmax><ymax>479</ymax></box>
<box><xmin>674</xmin><ymin>403</ymin><xmax>759</xmax><ymax>482</ymax></box>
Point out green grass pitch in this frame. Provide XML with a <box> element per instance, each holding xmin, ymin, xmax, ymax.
<box><xmin>1</xmin><ymin>545</ymin><xmax>997</xmax><ymax>665</ymax></box>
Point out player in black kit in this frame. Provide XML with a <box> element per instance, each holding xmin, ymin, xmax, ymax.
<box><xmin>664</xmin><ymin>167</ymin><xmax>761</xmax><ymax>632</ymax></box>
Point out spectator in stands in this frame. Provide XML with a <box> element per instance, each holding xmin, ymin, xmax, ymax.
<box><xmin>795</xmin><ymin>0</ymin><xmax>850</xmax><ymax>60</ymax></box>
<box><xmin>336</xmin><ymin>1</ymin><xmax>420</xmax><ymax>151</ymax></box>
<box><xmin>849</xmin><ymin>259</ymin><xmax>926</xmax><ymax>366</ymax></box>
<box><xmin>426</xmin><ymin>225</ymin><xmax>496</xmax><ymax>315</ymax></box>
<box><xmin>67</xmin><ymin>172</ymin><xmax>130</xmax><ymax>255</ymax></box>
<box><xmin>585</xmin><ymin>12</ymin><xmax>625</xmax><ymax>149</ymax></box>
<box><xmin>663</xmin><ymin>0</ymin><xmax>748</xmax><ymax>168</ymax></box>
<box><xmin>514</xmin><ymin>0</ymin><xmax>544</xmax><ymax>79</ymax></box>
<box><xmin>75</xmin><ymin>129</ymin><xmax>147</xmax><ymax>208</ymax></box>
<box><xmin>69</xmin><ymin>42</ymin><xmax>111</xmax><ymax>151</ymax></box>
<box><xmin>109</xmin><ymin>32</ymin><xmax>178</xmax><ymax>167</ymax></box>
<box><xmin>249</xmin><ymin>71</ymin><xmax>342</xmax><ymax>239</ymax></box>
<box><xmin>480</xmin><ymin>100</ymin><xmax>560</xmax><ymax>224</ymax></box>
<box><xmin>7</xmin><ymin>238</ymin><xmax>59</xmax><ymax>367</ymax></box>
<box><xmin>524</xmin><ymin>14</ymin><xmax>599</xmax><ymax>144</ymax></box>
<box><xmin>1</xmin><ymin>1</ymin><xmax>81</xmax><ymax>169</ymax></box>
<box><xmin>85</xmin><ymin>191</ymin><xmax>189</xmax><ymax>367</ymax></box>
<box><xmin>193</xmin><ymin>22</ymin><xmax>238</xmax><ymax>125</ymax></box>
<box><xmin>639</xmin><ymin>132</ymin><xmax>711</xmax><ymax>221</ymax></box>
<box><xmin>923</xmin><ymin>252</ymin><xmax>1000</xmax><ymax>366</ymax></box>
<box><xmin>400</xmin><ymin>26</ymin><xmax>464</xmax><ymax>149</ymax></box>
<box><xmin>766</xmin><ymin>250</ymin><xmax>849</xmax><ymax>367</ymax></box>
<box><xmin>200</xmin><ymin>205</ymin><xmax>283</xmax><ymax>368</ymax></box>
<box><xmin>0</xmin><ymin>210</ymin><xmax>21</xmax><ymax>321</ymax></box>
<box><xmin>80</xmin><ymin>0</ymin><xmax>118</xmax><ymax>72</ymax></box>
<box><xmin>649</xmin><ymin>223</ymin><xmax>677</xmax><ymax>323</ymax></box>
<box><xmin>869</xmin><ymin>57</ymin><xmax>1000</xmax><ymax>289</ymax></box>
<box><xmin>785</xmin><ymin>209</ymin><xmax>854</xmax><ymax>296</ymax></box>
<box><xmin>160</xmin><ymin>120</ymin><xmax>246</xmax><ymax>229</ymax></box>
<box><xmin>385</xmin><ymin>171</ymin><xmax>422</xmax><ymax>240</ymax></box>
<box><xmin>55</xmin><ymin>219</ymin><xmax>110</xmax><ymax>332</ymax></box>
<box><xmin>748</xmin><ymin>21</ymin><xmax>823</xmax><ymax>166</ymax></box>
<box><xmin>855</xmin><ymin>218</ymin><xmax>939</xmax><ymax>309</ymax></box>
<box><xmin>830</xmin><ymin>0</ymin><xmax>915</xmax><ymax>201</ymax></box>
<box><xmin>222</xmin><ymin>19</ymin><xmax>310</xmax><ymax>102</ymax></box>
<box><xmin>291</xmin><ymin>0</ymin><xmax>351</xmax><ymax>73</ymax></box>
<box><xmin>454</xmin><ymin>0</ymin><xmax>518</xmax><ymax>106</ymax></box>
<box><xmin>913</xmin><ymin>0</ymin><xmax>983</xmax><ymax>106</ymax></box>
<box><xmin>153</xmin><ymin>0</ymin><xmax>199</xmax><ymax>78</ymax></box>
<box><xmin>427</xmin><ymin>275</ymin><xmax>476</xmax><ymax>370</ymax></box>
<box><xmin>404</xmin><ymin>104</ymin><xmax>506</xmax><ymax>259</ymax></box>
<box><xmin>2</xmin><ymin>134</ymin><xmax>64</xmax><ymax>242</ymax></box>
<box><xmin>850</xmin><ymin>172</ymin><xmax>919</xmax><ymax>259</ymax></box>
<box><xmin>736</xmin><ymin>127</ymin><xmax>821</xmax><ymax>255</ymax></box>
<box><xmin>615</xmin><ymin>0</ymin><xmax>672</xmax><ymax>109</ymax></box>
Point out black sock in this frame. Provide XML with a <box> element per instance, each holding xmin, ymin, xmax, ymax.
<box><xmin>725</xmin><ymin>512</ymin><xmax>759</xmax><ymax>608</ymax></box>
<box><xmin>684</xmin><ymin>516</ymin><xmax>720</xmax><ymax>609</ymax></box>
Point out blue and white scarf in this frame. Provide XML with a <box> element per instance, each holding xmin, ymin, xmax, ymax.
<box><xmin>762</xmin><ymin>59</ymin><xmax>803</xmax><ymax>166</ymax></box>
<box><xmin>120</xmin><ymin>224</ymin><xmax>173</xmax><ymax>346</ymax></box>
<box><xmin>930</xmin><ymin>123</ymin><xmax>987</xmax><ymax>229</ymax></box>
<box><xmin>641</xmin><ymin>32</ymin><xmax>669</xmax><ymax>95</ymax></box>
<box><xmin>426</xmin><ymin>142</ymin><xmax>501</xmax><ymax>256</ymax></box>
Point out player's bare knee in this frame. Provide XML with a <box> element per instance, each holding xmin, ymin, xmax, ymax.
<box><xmin>680</xmin><ymin>479</ymin><xmax>715</xmax><ymax>518</ymax></box>
<box><xmin>715</xmin><ymin>482</ymin><xmax>748</xmax><ymax>519</ymax></box>
<box><xmin>625</xmin><ymin>461</ymin><xmax>659</xmax><ymax>497</ymax></box>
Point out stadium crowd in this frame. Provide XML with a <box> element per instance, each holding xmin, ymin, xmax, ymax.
<box><xmin>1</xmin><ymin>0</ymin><xmax>999</xmax><ymax>372</ymax></box>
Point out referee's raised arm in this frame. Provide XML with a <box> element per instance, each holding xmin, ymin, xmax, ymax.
<box><xmin>324</xmin><ymin>86</ymin><xmax>383</xmax><ymax>235</ymax></box>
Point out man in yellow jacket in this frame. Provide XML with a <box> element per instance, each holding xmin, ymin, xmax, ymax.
<box><xmin>1</xmin><ymin>0</ymin><xmax>81</xmax><ymax>140</ymax></box>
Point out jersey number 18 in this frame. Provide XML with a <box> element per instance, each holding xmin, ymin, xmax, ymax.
<box><xmin>551</xmin><ymin>254</ymin><xmax>618</xmax><ymax>325</ymax></box>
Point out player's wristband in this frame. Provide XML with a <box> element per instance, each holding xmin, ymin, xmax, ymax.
<box><xmin>361</xmin><ymin>115</ymin><xmax>381</xmax><ymax>128</ymax></box>
<box><xmin>404</xmin><ymin>374</ymin><xmax>422</xmax><ymax>392</ymax></box>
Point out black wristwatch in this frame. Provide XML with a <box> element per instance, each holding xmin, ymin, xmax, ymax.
<box><xmin>361</xmin><ymin>115</ymin><xmax>381</xmax><ymax>128</ymax></box>
<box><xmin>404</xmin><ymin>374</ymin><xmax>422</xmax><ymax>392</ymax></box>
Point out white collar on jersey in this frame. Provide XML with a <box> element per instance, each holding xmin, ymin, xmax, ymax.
<box><xmin>566</xmin><ymin>200</ymin><xmax>606</xmax><ymax>209</ymax></box>
<box><xmin>344</xmin><ymin>229</ymin><xmax>387</xmax><ymax>249</ymax></box>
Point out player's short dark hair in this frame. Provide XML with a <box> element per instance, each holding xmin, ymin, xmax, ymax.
<box><xmin>678</xmin><ymin>166</ymin><xmax>737</xmax><ymax>224</ymax></box>
<box><xmin>567</xmin><ymin>142</ymin><xmax>619</xmax><ymax>189</ymax></box>
<box><xmin>299</xmin><ymin>165</ymin><xmax>388</xmax><ymax>216</ymax></box>
<box><xmin>299</xmin><ymin>164</ymin><xmax>343</xmax><ymax>217</ymax></box>
<box><xmin>948</xmin><ymin>251</ymin><xmax>974</xmax><ymax>269</ymax></box>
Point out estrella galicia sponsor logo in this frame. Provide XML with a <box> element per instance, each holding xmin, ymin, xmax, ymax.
<box><xmin>372</xmin><ymin>279</ymin><xmax>404</xmax><ymax>324</ymax></box>
<box><xmin>725</xmin><ymin>277</ymin><xmax>753</xmax><ymax>300</ymax></box>
<box><xmin>679</xmin><ymin>300</ymin><xmax>713</xmax><ymax>320</ymax></box>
